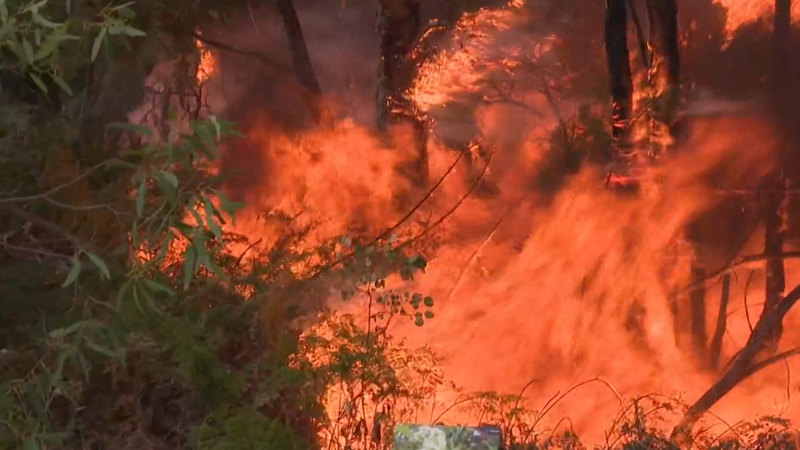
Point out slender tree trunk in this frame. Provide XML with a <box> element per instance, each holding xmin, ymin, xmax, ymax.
<box><xmin>644</xmin><ymin>0</ymin><xmax>680</xmax><ymax>156</ymax></box>
<box><xmin>689</xmin><ymin>265</ymin><xmax>708</xmax><ymax>362</ymax></box>
<box><xmin>627</xmin><ymin>0</ymin><xmax>651</xmax><ymax>68</ymax></box>
<box><xmin>709</xmin><ymin>274</ymin><xmax>730</xmax><ymax>370</ymax></box>
<box><xmin>377</xmin><ymin>0</ymin><xmax>428</xmax><ymax>184</ymax></box>
<box><xmin>275</xmin><ymin>0</ymin><xmax>321</xmax><ymax>95</ymax></box>
<box><xmin>605</xmin><ymin>0</ymin><xmax>634</xmax><ymax>162</ymax></box>
<box><xmin>762</xmin><ymin>0</ymin><xmax>791</xmax><ymax>351</ymax></box>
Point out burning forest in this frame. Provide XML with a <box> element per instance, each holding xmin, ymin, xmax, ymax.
<box><xmin>2</xmin><ymin>0</ymin><xmax>800</xmax><ymax>449</ymax></box>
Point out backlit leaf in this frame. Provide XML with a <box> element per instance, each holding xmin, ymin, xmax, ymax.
<box><xmin>62</xmin><ymin>256</ymin><xmax>81</xmax><ymax>287</ymax></box>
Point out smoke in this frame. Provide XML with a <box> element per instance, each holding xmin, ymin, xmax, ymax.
<box><xmin>193</xmin><ymin>0</ymin><xmax>800</xmax><ymax>442</ymax></box>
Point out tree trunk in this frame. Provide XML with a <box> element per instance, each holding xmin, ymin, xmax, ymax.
<box><xmin>377</xmin><ymin>0</ymin><xmax>428</xmax><ymax>185</ymax></box>
<box><xmin>709</xmin><ymin>274</ymin><xmax>730</xmax><ymax>370</ymax></box>
<box><xmin>761</xmin><ymin>0</ymin><xmax>791</xmax><ymax>351</ymax></box>
<box><xmin>604</xmin><ymin>0</ymin><xmax>634</xmax><ymax>162</ymax></box>
<box><xmin>644</xmin><ymin>0</ymin><xmax>680</xmax><ymax>156</ymax></box>
<box><xmin>689</xmin><ymin>265</ymin><xmax>708</xmax><ymax>363</ymax></box>
<box><xmin>275</xmin><ymin>0</ymin><xmax>321</xmax><ymax>95</ymax></box>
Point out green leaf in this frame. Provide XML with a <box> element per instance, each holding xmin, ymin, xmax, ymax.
<box><xmin>29</xmin><ymin>72</ymin><xmax>47</xmax><ymax>93</ymax></box>
<box><xmin>408</xmin><ymin>255</ymin><xmax>427</xmax><ymax>271</ymax></box>
<box><xmin>193</xmin><ymin>236</ymin><xmax>224</xmax><ymax>278</ymax></box>
<box><xmin>91</xmin><ymin>26</ymin><xmax>107</xmax><ymax>61</ymax></box>
<box><xmin>32</xmin><ymin>12</ymin><xmax>61</xmax><ymax>28</ymax></box>
<box><xmin>0</xmin><ymin>17</ymin><xmax>15</xmax><ymax>41</ymax></box>
<box><xmin>49</xmin><ymin>72</ymin><xmax>72</xmax><ymax>95</ymax></box>
<box><xmin>86</xmin><ymin>340</ymin><xmax>118</xmax><ymax>359</ymax></box>
<box><xmin>183</xmin><ymin>246</ymin><xmax>196</xmax><ymax>290</ymax></box>
<box><xmin>159</xmin><ymin>170</ymin><xmax>178</xmax><ymax>189</ymax></box>
<box><xmin>215</xmin><ymin>190</ymin><xmax>244</xmax><ymax>224</ymax></box>
<box><xmin>0</xmin><ymin>0</ymin><xmax>7</xmax><ymax>22</ymax></box>
<box><xmin>153</xmin><ymin>231</ymin><xmax>173</xmax><ymax>266</ymax></box>
<box><xmin>117</xmin><ymin>7</ymin><xmax>136</xmax><ymax>19</ymax></box>
<box><xmin>22</xmin><ymin>0</ymin><xmax>46</xmax><ymax>13</ymax></box>
<box><xmin>109</xmin><ymin>24</ymin><xmax>145</xmax><ymax>37</ymax></box>
<box><xmin>135</xmin><ymin>182</ymin><xmax>146</xmax><ymax>217</ymax></box>
<box><xmin>190</xmin><ymin>121</ymin><xmax>220</xmax><ymax>158</ymax></box>
<box><xmin>62</xmin><ymin>256</ymin><xmax>81</xmax><ymax>287</ymax></box>
<box><xmin>142</xmin><ymin>278</ymin><xmax>174</xmax><ymax>296</ymax></box>
<box><xmin>22</xmin><ymin>38</ymin><xmax>35</xmax><ymax>65</ymax></box>
<box><xmin>86</xmin><ymin>252</ymin><xmax>110</xmax><ymax>279</ymax></box>
<box><xmin>35</xmin><ymin>36</ymin><xmax>60</xmax><ymax>61</ymax></box>
<box><xmin>209</xmin><ymin>115</ymin><xmax>222</xmax><ymax>140</ymax></box>
<box><xmin>203</xmin><ymin>197</ymin><xmax>222</xmax><ymax>238</ymax></box>
<box><xmin>49</xmin><ymin>320</ymin><xmax>90</xmax><ymax>339</ymax></box>
<box><xmin>189</xmin><ymin>205</ymin><xmax>204</xmax><ymax>228</ymax></box>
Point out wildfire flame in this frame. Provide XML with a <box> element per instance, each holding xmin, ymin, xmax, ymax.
<box><xmin>157</xmin><ymin>0</ymin><xmax>800</xmax><ymax>445</ymax></box>
<box><xmin>717</xmin><ymin>0</ymin><xmax>800</xmax><ymax>37</ymax></box>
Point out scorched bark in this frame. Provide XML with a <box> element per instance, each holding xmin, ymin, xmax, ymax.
<box><xmin>275</xmin><ymin>0</ymin><xmax>321</xmax><ymax>95</ymax></box>
<box><xmin>645</xmin><ymin>0</ymin><xmax>680</xmax><ymax>141</ymax></box>
<box><xmin>604</xmin><ymin>0</ymin><xmax>634</xmax><ymax>156</ymax></box>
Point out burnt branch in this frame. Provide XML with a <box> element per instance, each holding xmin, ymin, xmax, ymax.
<box><xmin>671</xmin><ymin>283</ymin><xmax>800</xmax><ymax>443</ymax></box>
<box><xmin>681</xmin><ymin>251</ymin><xmax>800</xmax><ymax>295</ymax></box>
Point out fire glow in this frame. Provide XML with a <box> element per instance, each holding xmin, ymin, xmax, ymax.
<box><xmin>194</xmin><ymin>0</ymin><xmax>800</xmax><ymax>446</ymax></box>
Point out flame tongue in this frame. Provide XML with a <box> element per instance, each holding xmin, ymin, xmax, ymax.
<box><xmin>716</xmin><ymin>0</ymin><xmax>800</xmax><ymax>37</ymax></box>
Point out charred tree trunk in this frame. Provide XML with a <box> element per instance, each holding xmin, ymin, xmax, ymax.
<box><xmin>377</xmin><ymin>0</ymin><xmax>428</xmax><ymax>185</ymax></box>
<box><xmin>709</xmin><ymin>274</ymin><xmax>730</xmax><ymax>370</ymax></box>
<box><xmin>626</xmin><ymin>0</ymin><xmax>651</xmax><ymax>68</ymax></box>
<box><xmin>672</xmin><ymin>6</ymin><xmax>794</xmax><ymax>438</ymax></box>
<box><xmin>761</xmin><ymin>0</ymin><xmax>791</xmax><ymax>350</ymax></box>
<box><xmin>689</xmin><ymin>265</ymin><xmax>708</xmax><ymax>362</ymax></box>
<box><xmin>605</xmin><ymin>0</ymin><xmax>634</xmax><ymax>165</ymax></box>
<box><xmin>644</xmin><ymin>0</ymin><xmax>680</xmax><ymax>155</ymax></box>
<box><xmin>275</xmin><ymin>0</ymin><xmax>321</xmax><ymax>96</ymax></box>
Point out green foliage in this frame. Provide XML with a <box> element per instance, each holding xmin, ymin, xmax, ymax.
<box><xmin>0</xmin><ymin>3</ymin><xmax>797</xmax><ymax>450</ymax></box>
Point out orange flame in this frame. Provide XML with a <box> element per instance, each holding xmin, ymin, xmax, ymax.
<box><xmin>717</xmin><ymin>0</ymin><xmax>800</xmax><ymax>37</ymax></box>
<box><xmin>151</xmin><ymin>2</ymin><xmax>800</xmax><ymax>446</ymax></box>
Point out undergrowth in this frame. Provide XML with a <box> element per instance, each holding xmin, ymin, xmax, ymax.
<box><xmin>0</xmin><ymin>2</ymin><xmax>798</xmax><ymax>450</ymax></box>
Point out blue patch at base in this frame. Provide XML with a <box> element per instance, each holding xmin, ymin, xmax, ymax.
<box><xmin>392</xmin><ymin>424</ymin><xmax>501</xmax><ymax>450</ymax></box>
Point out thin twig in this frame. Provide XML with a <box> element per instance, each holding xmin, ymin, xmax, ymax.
<box><xmin>0</xmin><ymin>160</ymin><xmax>119</xmax><ymax>205</ymax></box>
<box><xmin>446</xmin><ymin>198</ymin><xmax>526</xmax><ymax>301</ymax></box>
<box><xmin>744</xmin><ymin>270</ymin><xmax>755</xmax><ymax>332</ymax></box>
<box><xmin>307</xmin><ymin>150</ymin><xmax>466</xmax><ymax>281</ymax></box>
<box><xmin>234</xmin><ymin>238</ymin><xmax>263</xmax><ymax>269</ymax></box>
<box><xmin>397</xmin><ymin>152</ymin><xmax>494</xmax><ymax>251</ymax></box>
<box><xmin>192</xmin><ymin>32</ymin><xmax>294</xmax><ymax>74</ymax></box>
<box><xmin>681</xmin><ymin>252</ymin><xmax>800</xmax><ymax>296</ymax></box>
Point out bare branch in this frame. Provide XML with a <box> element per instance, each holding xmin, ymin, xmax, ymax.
<box><xmin>671</xmin><ymin>283</ymin><xmax>800</xmax><ymax>442</ymax></box>
<box><xmin>0</xmin><ymin>160</ymin><xmax>118</xmax><ymax>205</ymax></box>
<box><xmin>681</xmin><ymin>252</ymin><xmax>800</xmax><ymax>295</ymax></box>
